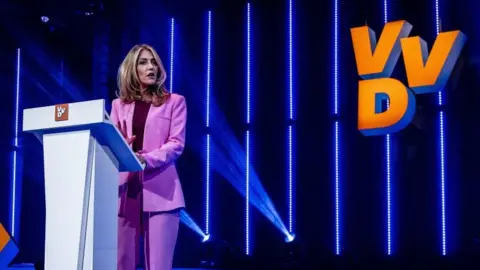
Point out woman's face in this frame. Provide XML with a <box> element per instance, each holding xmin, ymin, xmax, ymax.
<box><xmin>136</xmin><ymin>49</ymin><xmax>159</xmax><ymax>88</ymax></box>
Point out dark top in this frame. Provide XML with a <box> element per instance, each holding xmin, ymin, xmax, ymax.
<box><xmin>132</xmin><ymin>100</ymin><xmax>150</xmax><ymax>152</ymax></box>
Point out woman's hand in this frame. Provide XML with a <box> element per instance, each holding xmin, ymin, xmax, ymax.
<box><xmin>135</xmin><ymin>152</ymin><xmax>146</xmax><ymax>164</ymax></box>
<box><xmin>117</xmin><ymin>119</ymin><xmax>136</xmax><ymax>145</ymax></box>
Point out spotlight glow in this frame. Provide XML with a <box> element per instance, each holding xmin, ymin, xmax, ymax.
<box><xmin>333</xmin><ymin>0</ymin><xmax>341</xmax><ymax>255</ymax></box>
<box><xmin>169</xmin><ymin>18</ymin><xmax>175</xmax><ymax>93</ymax></box>
<box><xmin>10</xmin><ymin>48</ymin><xmax>21</xmax><ymax>239</ymax></box>
<box><xmin>180</xmin><ymin>210</ymin><xmax>208</xmax><ymax>241</ymax></box>
<box><xmin>202</xmin><ymin>234</ymin><xmax>211</xmax><ymax>243</ymax></box>
<box><xmin>205</xmin><ymin>10</ymin><xmax>212</xmax><ymax>237</ymax></box>
<box><xmin>434</xmin><ymin>0</ymin><xmax>447</xmax><ymax>256</ymax></box>
<box><xmin>285</xmin><ymin>233</ymin><xmax>295</xmax><ymax>243</ymax></box>
<box><xmin>383</xmin><ymin>0</ymin><xmax>392</xmax><ymax>256</ymax></box>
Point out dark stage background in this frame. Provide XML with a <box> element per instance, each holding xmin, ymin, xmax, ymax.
<box><xmin>1</xmin><ymin>0</ymin><xmax>480</xmax><ymax>268</ymax></box>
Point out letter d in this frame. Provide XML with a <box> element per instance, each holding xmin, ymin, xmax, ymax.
<box><xmin>358</xmin><ymin>78</ymin><xmax>416</xmax><ymax>136</ymax></box>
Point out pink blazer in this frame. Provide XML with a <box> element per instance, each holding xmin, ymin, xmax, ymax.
<box><xmin>110</xmin><ymin>93</ymin><xmax>187</xmax><ymax>215</ymax></box>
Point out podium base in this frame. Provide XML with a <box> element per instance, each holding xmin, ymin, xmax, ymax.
<box><xmin>43</xmin><ymin>130</ymin><xmax>118</xmax><ymax>270</ymax></box>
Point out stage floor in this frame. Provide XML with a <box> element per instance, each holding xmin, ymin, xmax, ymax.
<box><xmin>11</xmin><ymin>258</ymin><xmax>480</xmax><ymax>270</ymax></box>
<box><xmin>10</xmin><ymin>265</ymin><xmax>211</xmax><ymax>270</ymax></box>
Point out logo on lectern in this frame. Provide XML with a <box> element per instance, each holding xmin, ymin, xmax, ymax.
<box><xmin>55</xmin><ymin>104</ymin><xmax>69</xmax><ymax>121</ymax></box>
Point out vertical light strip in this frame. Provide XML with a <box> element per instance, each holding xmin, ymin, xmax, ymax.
<box><xmin>383</xmin><ymin>0</ymin><xmax>392</xmax><ymax>256</ymax></box>
<box><xmin>245</xmin><ymin>2</ymin><xmax>252</xmax><ymax>256</ymax></box>
<box><xmin>287</xmin><ymin>0</ymin><xmax>294</xmax><ymax>235</ymax></box>
<box><xmin>333</xmin><ymin>0</ymin><xmax>339</xmax><ymax>116</ymax></box>
<box><xmin>434</xmin><ymin>0</ymin><xmax>447</xmax><ymax>256</ymax></box>
<box><xmin>383</xmin><ymin>0</ymin><xmax>388</xmax><ymax>26</ymax></box>
<box><xmin>205</xmin><ymin>10</ymin><xmax>212</xmax><ymax>237</ymax></box>
<box><xmin>435</xmin><ymin>0</ymin><xmax>442</xmax><ymax>106</ymax></box>
<box><xmin>333</xmin><ymin>0</ymin><xmax>341</xmax><ymax>255</ymax></box>
<box><xmin>11</xmin><ymin>48</ymin><xmax>21</xmax><ymax>238</ymax></box>
<box><xmin>169</xmin><ymin>18</ymin><xmax>175</xmax><ymax>93</ymax></box>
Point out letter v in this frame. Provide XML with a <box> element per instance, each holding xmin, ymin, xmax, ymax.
<box><xmin>351</xmin><ymin>20</ymin><xmax>412</xmax><ymax>79</ymax></box>
<box><xmin>401</xmin><ymin>30</ymin><xmax>467</xmax><ymax>94</ymax></box>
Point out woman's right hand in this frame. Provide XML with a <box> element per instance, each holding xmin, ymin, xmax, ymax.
<box><xmin>117</xmin><ymin>119</ymin><xmax>136</xmax><ymax>145</ymax></box>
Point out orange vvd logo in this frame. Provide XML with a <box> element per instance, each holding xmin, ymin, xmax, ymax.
<box><xmin>54</xmin><ymin>104</ymin><xmax>69</xmax><ymax>121</ymax></box>
<box><xmin>350</xmin><ymin>20</ymin><xmax>466</xmax><ymax>136</ymax></box>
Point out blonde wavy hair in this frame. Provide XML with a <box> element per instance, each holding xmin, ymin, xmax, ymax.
<box><xmin>116</xmin><ymin>44</ymin><xmax>170</xmax><ymax>106</ymax></box>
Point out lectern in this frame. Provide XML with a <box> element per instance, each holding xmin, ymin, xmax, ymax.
<box><xmin>23</xmin><ymin>99</ymin><xmax>144</xmax><ymax>270</ymax></box>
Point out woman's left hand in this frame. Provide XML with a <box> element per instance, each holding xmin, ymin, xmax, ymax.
<box><xmin>136</xmin><ymin>152</ymin><xmax>146</xmax><ymax>164</ymax></box>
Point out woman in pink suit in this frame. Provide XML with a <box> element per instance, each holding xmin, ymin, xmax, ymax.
<box><xmin>110</xmin><ymin>44</ymin><xmax>187</xmax><ymax>270</ymax></box>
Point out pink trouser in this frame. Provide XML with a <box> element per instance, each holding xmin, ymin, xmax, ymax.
<box><xmin>117</xmin><ymin>210</ymin><xmax>180</xmax><ymax>270</ymax></box>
